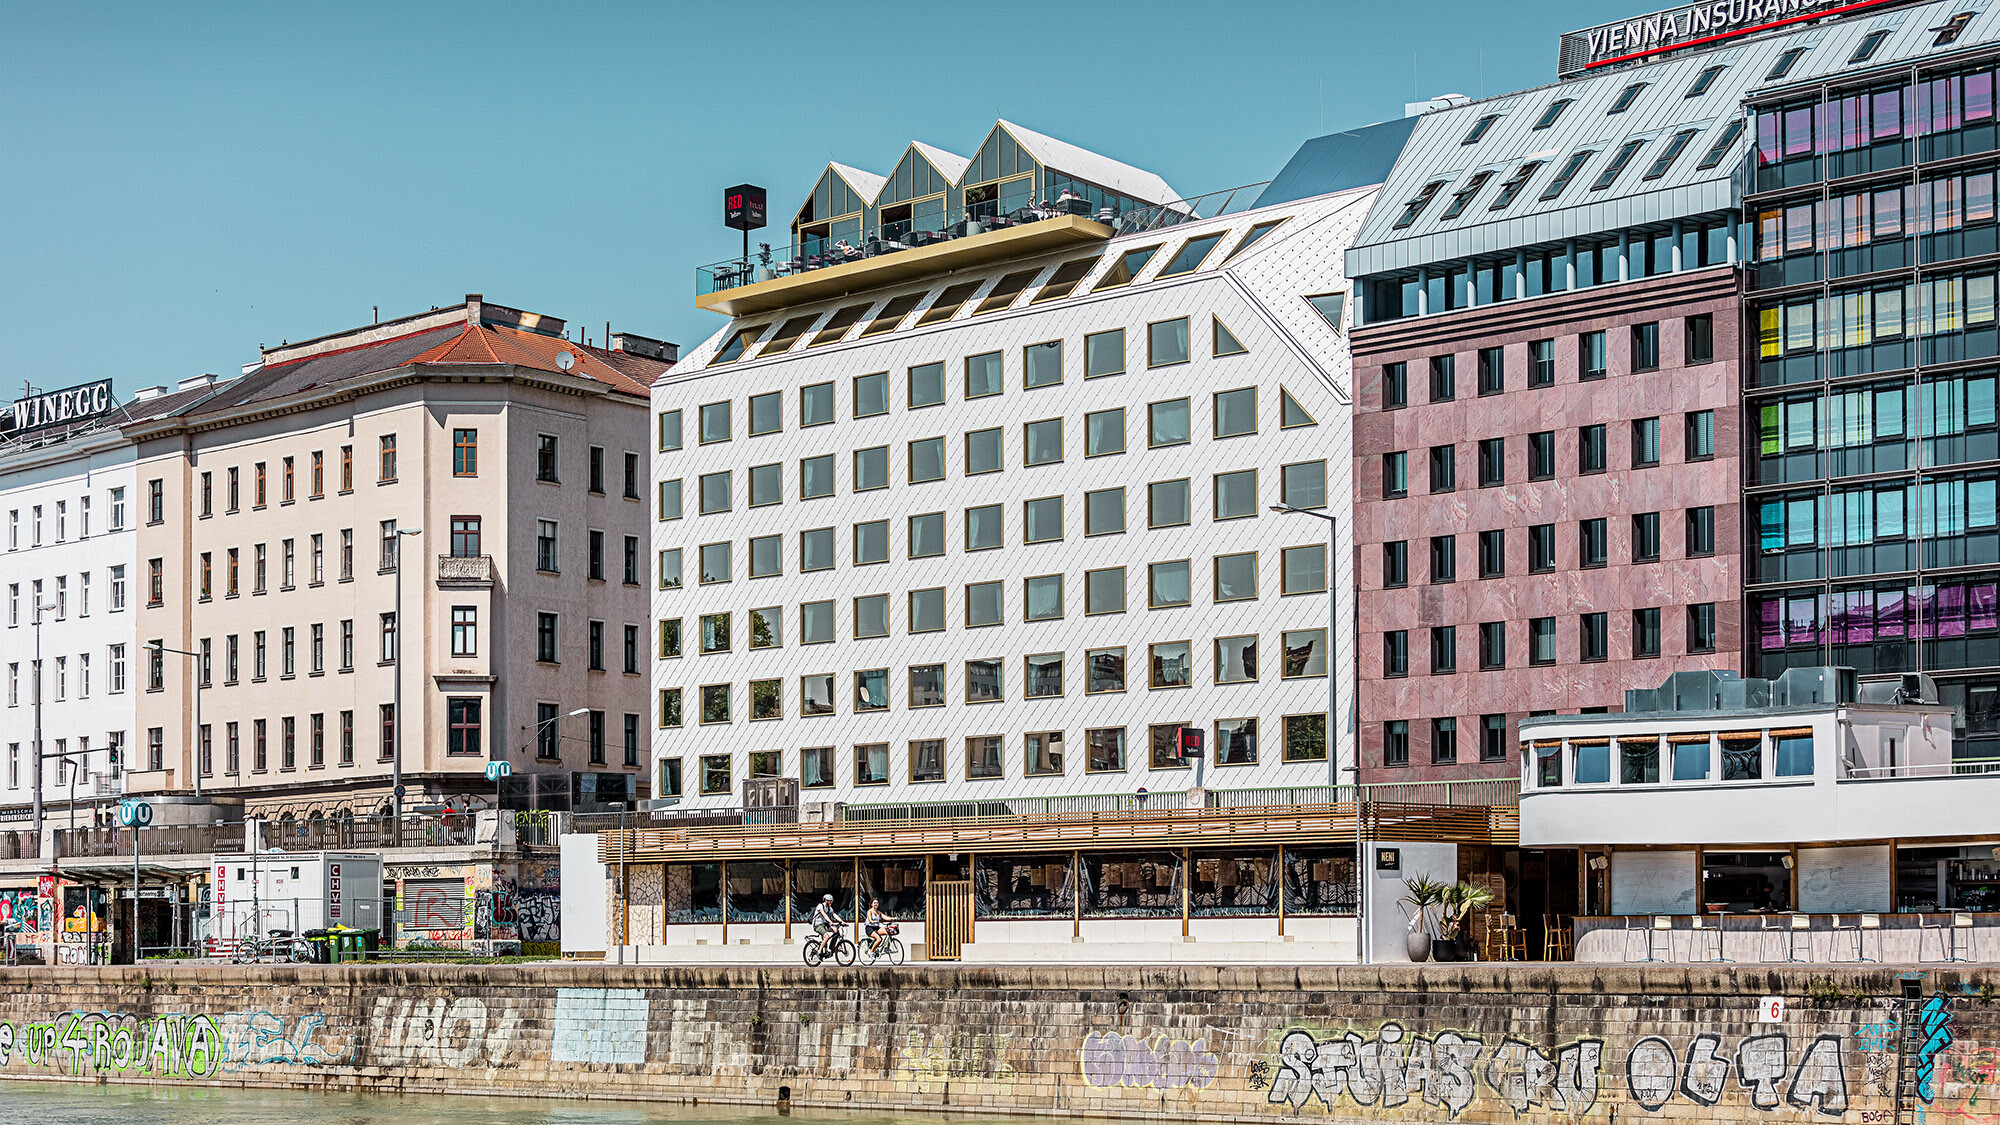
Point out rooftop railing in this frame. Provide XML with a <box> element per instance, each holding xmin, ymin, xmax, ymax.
<box><xmin>695</xmin><ymin>180</ymin><xmax>1273</xmax><ymax>298</ymax></box>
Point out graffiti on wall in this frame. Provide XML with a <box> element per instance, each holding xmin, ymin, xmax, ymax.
<box><xmin>0</xmin><ymin>890</ymin><xmax>44</xmax><ymax>934</ymax></box>
<box><xmin>1259</xmin><ymin>1024</ymin><xmax>1853</xmax><ymax>1119</ymax></box>
<box><xmin>1079</xmin><ymin>1030</ymin><xmax>1219</xmax><ymax>1091</ymax></box>
<box><xmin>0</xmin><ymin>1009</ymin><xmax>353</xmax><ymax>1078</ymax></box>
<box><xmin>897</xmin><ymin>1030</ymin><xmax>1017</xmax><ymax>1090</ymax></box>
<box><xmin>367</xmin><ymin>996</ymin><xmax>526</xmax><ymax>1069</ymax></box>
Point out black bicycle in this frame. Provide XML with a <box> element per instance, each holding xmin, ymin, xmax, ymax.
<box><xmin>802</xmin><ymin>929</ymin><xmax>855</xmax><ymax>967</ymax></box>
<box><xmin>231</xmin><ymin>928</ymin><xmax>312</xmax><ymax>964</ymax></box>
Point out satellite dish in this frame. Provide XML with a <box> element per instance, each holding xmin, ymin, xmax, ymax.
<box><xmin>555</xmin><ymin>350</ymin><xmax>576</xmax><ymax>372</ymax></box>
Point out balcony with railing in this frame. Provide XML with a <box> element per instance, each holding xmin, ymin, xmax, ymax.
<box><xmin>694</xmin><ymin>181</ymin><xmax>1272</xmax><ymax>318</ymax></box>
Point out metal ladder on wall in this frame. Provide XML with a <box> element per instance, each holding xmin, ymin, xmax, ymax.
<box><xmin>1893</xmin><ymin>991</ymin><xmax>1954</xmax><ymax>1125</ymax></box>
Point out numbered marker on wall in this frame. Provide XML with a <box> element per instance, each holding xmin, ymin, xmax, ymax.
<box><xmin>1759</xmin><ymin>996</ymin><xmax>1785</xmax><ymax>1023</ymax></box>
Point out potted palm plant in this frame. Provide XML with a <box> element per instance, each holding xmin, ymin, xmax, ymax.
<box><xmin>1437</xmin><ymin>882</ymin><xmax>1497</xmax><ymax>962</ymax></box>
<box><xmin>1398</xmin><ymin>876</ymin><xmax>1446</xmax><ymax>962</ymax></box>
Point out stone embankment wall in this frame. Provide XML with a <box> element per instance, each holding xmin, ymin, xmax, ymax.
<box><xmin>0</xmin><ymin>963</ymin><xmax>1992</xmax><ymax>1124</ymax></box>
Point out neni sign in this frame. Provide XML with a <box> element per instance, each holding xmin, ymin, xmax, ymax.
<box><xmin>6</xmin><ymin>380</ymin><xmax>116</xmax><ymax>436</ymax></box>
<box><xmin>1558</xmin><ymin>0</ymin><xmax>1904</xmax><ymax>78</ymax></box>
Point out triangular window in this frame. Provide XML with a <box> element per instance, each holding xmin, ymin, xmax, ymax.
<box><xmin>1306</xmin><ymin>292</ymin><xmax>1347</xmax><ymax>332</ymax></box>
<box><xmin>1213</xmin><ymin>318</ymin><xmax>1247</xmax><ymax>357</ymax></box>
<box><xmin>1280</xmin><ymin>388</ymin><xmax>1317</xmax><ymax>428</ymax></box>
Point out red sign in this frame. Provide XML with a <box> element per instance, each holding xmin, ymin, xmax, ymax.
<box><xmin>329</xmin><ymin>862</ymin><xmax>342</xmax><ymax>921</ymax></box>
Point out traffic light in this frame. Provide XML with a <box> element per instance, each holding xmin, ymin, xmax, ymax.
<box><xmin>1178</xmin><ymin>727</ymin><xmax>1204</xmax><ymax>759</ymax></box>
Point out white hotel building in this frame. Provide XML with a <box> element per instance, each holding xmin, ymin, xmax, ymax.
<box><xmin>649</xmin><ymin>121</ymin><xmax>1413</xmax><ymax>814</ymax></box>
<box><xmin>0</xmin><ymin>379</ymin><xmax>216</xmax><ymax>822</ymax></box>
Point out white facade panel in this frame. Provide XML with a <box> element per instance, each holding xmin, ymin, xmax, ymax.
<box><xmin>1797</xmin><ymin>844</ymin><xmax>1891</xmax><ymax>914</ymax></box>
<box><xmin>653</xmin><ymin>190</ymin><xmax>1373</xmax><ymax>810</ymax></box>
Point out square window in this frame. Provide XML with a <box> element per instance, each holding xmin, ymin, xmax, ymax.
<box><xmin>1148</xmin><ymin>479</ymin><xmax>1190</xmax><ymax>527</ymax></box>
<box><xmin>1213</xmin><ymin>469</ymin><xmax>1257</xmax><ymax>520</ymax></box>
<box><xmin>1085</xmin><ymin>488</ymin><xmax>1125</xmax><ymax>536</ymax></box>
<box><xmin>1086</xmin><ymin>647</ymin><xmax>1126</xmax><ymax>693</ymax></box>
<box><xmin>1150</xmin><ymin>723</ymin><xmax>1190</xmax><ymax>769</ymax></box>
<box><xmin>1212</xmin><ymin>388</ymin><xmax>1256</xmax><ymax>437</ymax></box>
<box><xmin>909</xmin><ymin>587</ymin><xmax>945</xmax><ymax>633</ymax></box>
<box><xmin>909</xmin><ymin>512</ymin><xmax>945</xmax><ymax>558</ymax></box>
<box><xmin>698</xmin><ymin>541</ymin><xmax>731</xmax><ymax>584</ymax></box>
<box><xmin>1025</xmin><ymin>340</ymin><xmax>1063</xmax><ymax>387</ymax></box>
<box><xmin>1025</xmin><ymin>652</ymin><xmax>1063</xmax><ymax>698</ymax></box>
<box><xmin>966</xmin><ymin>659</ymin><xmax>1002</xmax><ymax>704</ymax></box>
<box><xmin>909</xmin><ymin>739</ymin><xmax>946</xmax><ymax>782</ymax></box>
<box><xmin>853</xmin><ymin>446</ymin><xmax>889</xmax><ymax>491</ymax></box>
<box><xmin>908</xmin><ymin>437</ymin><xmax>945</xmax><ymax>483</ymax></box>
<box><xmin>1283</xmin><ymin>714</ymin><xmax>1327</xmax><ymax>763</ymax></box>
<box><xmin>1282</xmin><ymin>461</ymin><xmax>1326</xmax><ymax>508</ymax></box>
<box><xmin>748</xmin><ymin>463</ymin><xmax>781</xmax><ymax>507</ymax></box>
<box><xmin>1147</xmin><ymin>317</ymin><xmax>1190</xmax><ymax>367</ymax></box>
<box><xmin>1149</xmin><ymin>641</ymin><xmax>1193</xmax><ymax>688</ymax></box>
<box><xmin>965</xmin><ymin>581</ymin><xmax>1003</xmax><ymax>627</ymax></box>
<box><xmin>966</xmin><ymin>735</ymin><xmax>1003</xmax><ymax>778</ymax></box>
<box><xmin>1283</xmin><ymin>629</ymin><xmax>1326</xmax><ymax>677</ymax></box>
<box><xmin>1282</xmin><ymin>545</ymin><xmax>1326</xmax><ymax>594</ymax></box>
<box><xmin>854</xmin><ymin>669</ymin><xmax>889</xmax><ymax>711</ymax></box>
<box><xmin>1149</xmin><ymin>560</ymin><xmax>1191</xmax><ymax>607</ymax></box>
<box><xmin>1024</xmin><ymin>496</ymin><xmax>1063</xmax><ymax>543</ymax></box>
<box><xmin>1024</xmin><ymin>418</ymin><xmax>1063</xmax><ymax>465</ymax></box>
<box><xmin>853</xmin><ymin>594</ymin><xmax>889</xmax><ymax>638</ymax></box>
<box><xmin>852</xmin><ymin>520</ymin><xmax>890</xmax><ymax>565</ymax></box>
<box><xmin>802</xmin><ymin>674</ymin><xmax>836</xmax><ymax>716</ymax></box>
<box><xmin>800</xmin><ymin>382</ymin><xmax>834</xmax><ymax>426</ymax></box>
<box><xmin>800</xmin><ymin>454</ymin><xmax>834</xmax><ymax>498</ymax></box>
<box><xmin>700</xmin><ymin>612</ymin><xmax>731</xmax><ymax>653</ymax></box>
<box><xmin>800</xmin><ymin>600</ymin><xmax>834</xmax><ymax>644</ymax></box>
<box><xmin>965</xmin><ymin>351</ymin><xmax>1004</xmax><ymax>398</ymax></box>
<box><xmin>965</xmin><ymin>504</ymin><xmax>1003</xmax><ymax>551</ymax></box>
<box><xmin>657</xmin><ymin>549</ymin><xmax>682</xmax><ymax>590</ymax></box>
<box><xmin>698</xmin><ymin>471</ymin><xmax>731</xmax><ymax>514</ymax></box>
<box><xmin>853</xmin><ymin>372</ymin><xmax>888</xmax><ymax>417</ymax></box>
<box><xmin>1215</xmin><ymin>635</ymin><xmax>1257</xmax><ymax>683</ymax></box>
<box><xmin>1085</xmin><ymin>329</ymin><xmax>1125</xmax><ymax>377</ymax></box>
<box><xmin>699</xmin><ymin>685</ymin><xmax>731</xmax><ymax>726</ymax></box>
<box><xmin>699</xmin><ymin>401</ymin><xmax>731</xmax><ymax>444</ymax></box>
<box><xmin>800</xmin><ymin>746</ymin><xmax>833</xmax><ymax>787</ymax></box>
<box><xmin>909</xmin><ymin>664</ymin><xmax>945</xmax><ymax>708</ymax></box>
<box><xmin>658</xmin><ymin>409</ymin><xmax>682</xmax><ymax>451</ymax></box>
<box><xmin>1086</xmin><ymin>728</ymin><xmax>1126</xmax><ymax>772</ymax></box>
<box><xmin>909</xmin><ymin>362</ymin><xmax>945</xmax><ymax>408</ymax></box>
<box><xmin>751</xmin><ymin>679</ymin><xmax>782</xmax><ymax>720</ymax></box>
<box><xmin>965</xmin><ymin>427</ymin><xmax>1003</xmax><ymax>475</ymax></box>
<box><xmin>1024</xmin><ymin>574</ymin><xmax>1064</xmax><ymax>620</ymax></box>
<box><xmin>800</xmin><ymin>527</ymin><xmax>835</xmax><ymax>571</ymax></box>
<box><xmin>1148</xmin><ymin>399</ymin><xmax>1191</xmax><ymax>447</ymax></box>
<box><xmin>1214</xmin><ymin>552</ymin><xmax>1258</xmax><ymax>601</ymax></box>
<box><xmin>1085</xmin><ymin>408</ymin><xmax>1125</xmax><ymax>456</ymax></box>
<box><xmin>854</xmin><ymin>744</ymin><xmax>891</xmax><ymax>786</ymax></box>
<box><xmin>1215</xmin><ymin>718</ymin><xmax>1257</xmax><ymax>765</ymax></box>
<box><xmin>749</xmin><ymin>606</ymin><xmax>781</xmax><ymax>649</ymax></box>
<box><xmin>748</xmin><ymin>534</ymin><xmax>781</xmax><ymax>578</ymax></box>
<box><xmin>1085</xmin><ymin>567</ymin><xmax>1126</xmax><ymax>615</ymax></box>
<box><xmin>749</xmin><ymin>391</ymin><xmax>781</xmax><ymax>435</ymax></box>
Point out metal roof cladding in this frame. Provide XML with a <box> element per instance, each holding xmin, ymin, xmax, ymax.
<box><xmin>1345</xmin><ymin>0</ymin><xmax>2000</xmax><ymax>278</ymax></box>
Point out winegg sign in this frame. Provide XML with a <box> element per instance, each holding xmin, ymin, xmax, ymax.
<box><xmin>1558</xmin><ymin>0</ymin><xmax>1904</xmax><ymax>77</ymax></box>
<box><xmin>6</xmin><ymin>380</ymin><xmax>116</xmax><ymax>436</ymax></box>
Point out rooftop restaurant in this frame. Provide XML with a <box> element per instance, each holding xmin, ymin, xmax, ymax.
<box><xmin>1519</xmin><ymin>667</ymin><xmax>2000</xmax><ymax>963</ymax></box>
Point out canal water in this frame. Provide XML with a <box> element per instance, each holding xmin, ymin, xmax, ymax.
<box><xmin>0</xmin><ymin>1082</ymin><xmax>1160</xmax><ymax>1125</ymax></box>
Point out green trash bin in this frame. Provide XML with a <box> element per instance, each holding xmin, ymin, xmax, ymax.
<box><xmin>355</xmin><ymin>928</ymin><xmax>381</xmax><ymax>957</ymax></box>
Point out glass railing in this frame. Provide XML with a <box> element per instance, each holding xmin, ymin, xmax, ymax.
<box><xmin>696</xmin><ymin>181</ymin><xmax>1273</xmax><ymax>297</ymax></box>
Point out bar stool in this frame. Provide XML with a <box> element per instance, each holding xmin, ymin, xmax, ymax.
<box><xmin>1543</xmin><ymin>915</ymin><xmax>1574</xmax><ymax>961</ymax></box>
<box><xmin>1755</xmin><ymin>913</ymin><xmax>1789</xmax><ymax>962</ymax></box>
<box><xmin>1620</xmin><ymin>915</ymin><xmax>1651</xmax><ymax>962</ymax></box>
<box><xmin>1833</xmin><ymin>913</ymin><xmax>1880</xmax><ymax>962</ymax></box>
<box><xmin>1784</xmin><ymin>913</ymin><xmax>1814</xmax><ymax>962</ymax></box>
<box><xmin>1690</xmin><ymin>912</ymin><xmax>1729</xmax><ymax>963</ymax></box>
<box><xmin>1498</xmin><ymin>914</ymin><xmax>1529</xmax><ymax>961</ymax></box>
<box><xmin>1920</xmin><ymin>912</ymin><xmax>1975</xmax><ymax>962</ymax></box>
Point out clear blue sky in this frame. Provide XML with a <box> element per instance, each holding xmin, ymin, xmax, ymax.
<box><xmin>2</xmin><ymin>0</ymin><xmax>1609</xmax><ymax>395</ymax></box>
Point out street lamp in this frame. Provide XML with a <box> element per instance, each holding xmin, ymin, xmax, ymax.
<box><xmin>1270</xmin><ymin>503</ymin><xmax>1369</xmax><ymax>965</ymax></box>
<box><xmin>148</xmin><ymin>642</ymin><xmax>208</xmax><ymax>802</ymax></box>
<box><xmin>390</xmin><ymin>526</ymin><xmax>422</xmax><ymax>832</ymax></box>
<box><xmin>30</xmin><ymin>600</ymin><xmax>58</xmax><ymax>837</ymax></box>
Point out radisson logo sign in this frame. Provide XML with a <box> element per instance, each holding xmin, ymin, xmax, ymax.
<box><xmin>6</xmin><ymin>379</ymin><xmax>116</xmax><ymax>436</ymax></box>
<box><xmin>1558</xmin><ymin>0</ymin><xmax>1906</xmax><ymax>78</ymax></box>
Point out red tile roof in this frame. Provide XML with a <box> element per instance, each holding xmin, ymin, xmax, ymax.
<box><xmin>408</xmin><ymin>323</ymin><xmax>661</xmax><ymax>397</ymax></box>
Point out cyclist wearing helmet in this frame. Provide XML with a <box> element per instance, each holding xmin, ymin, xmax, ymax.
<box><xmin>811</xmin><ymin>893</ymin><xmax>842</xmax><ymax>958</ymax></box>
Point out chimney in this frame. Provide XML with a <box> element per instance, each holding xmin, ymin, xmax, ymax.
<box><xmin>466</xmin><ymin>293</ymin><xmax>484</xmax><ymax>327</ymax></box>
<box><xmin>176</xmin><ymin>374</ymin><xmax>218</xmax><ymax>393</ymax></box>
<box><xmin>610</xmin><ymin>333</ymin><xmax>679</xmax><ymax>363</ymax></box>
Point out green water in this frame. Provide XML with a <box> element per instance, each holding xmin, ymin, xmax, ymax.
<box><xmin>0</xmin><ymin>1083</ymin><xmax>1144</xmax><ymax>1125</ymax></box>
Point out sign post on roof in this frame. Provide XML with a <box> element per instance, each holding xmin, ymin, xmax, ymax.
<box><xmin>4</xmin><ymin>379</ymin><xmax>116</xmax><ymax>438</ymax></box>
<box><xmin>1557</xmin><ymin>0</ymin><xmax>1904</xmax><ymax>79</ymax></box>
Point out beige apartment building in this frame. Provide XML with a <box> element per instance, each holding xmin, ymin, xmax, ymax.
<box><xmin>124</xmin><ymin>296</ymin><xmax>669</xmax><ymax>817</ymax></box>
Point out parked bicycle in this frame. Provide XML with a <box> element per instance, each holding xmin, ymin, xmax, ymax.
<box><xmin>860</xmin><ymin>921</ymin><xmax>906</xmax><ymax>966</ymax></box>
<box><xmin>231</xmin><ymin>928</ymin><xmax>312</xmax><ymax>964</ymax></box>
<box><xmin>802</xmin><ymin>930</ymin><xmax>855</xmax><ymax>967</ymax></box>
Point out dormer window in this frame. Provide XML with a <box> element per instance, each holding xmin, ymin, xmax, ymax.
<box><xmin>1849</xmin><ymin>29</ymin><xmax>1891</xmax><ymax>63</ymax></box>
<box><xmin>1609</xmin><ymin>83</ymin><xmax>1648</xmax><ymax>114</ymax></box>
<box><xmin>1534</xmin><ymin>99</ymin><xmax>1573</xmax><ymax>130</ymax></box>
<box><xmin>1462</xmin><ymin>114</ymin><xmax>1500</xmax><ymax>144</ymax></box>
<box><xmin>1687</xmin><ymin>65</ymin><xmax>1725</xmax><ymax>97</ymax></box>
<box><xmin>1590</xmin><ymin>138</ymin><xmax>1648</xmax><ymax>190</ymax></box>
<box><xmin>1439</xmin><ymin>171</ymin><xmax>1495</xmax><ymax>219</ymax></box>
<box><xmin>1934</xmin><ymin>12</ymin><xmax>1975</xmax><ymax>46</ymax></box>
<box><xmin>1392</xmin><ymin>180</ymin><xmax>1448</xmax><ymax>229</ymax></box>
<box><xmin>1695</xmin><ymin>119</ymin><xmax>1746</xmax><ymax>169</ymax></box>
<box><xmin>1765</xmin><ymin>47</ymin><xmax>1807</xmax><ymax>80</ymax></box>
<box><xmin>1642</xmin><ymin>129</ymin><xmax>1701</xmax><ymax>180</ymax></box>
<box><xmin>1538</xmin><ymin>149</ymin><xmax>1596</xmax><ymax>201</ymax></box>
<box><xmin>1489</xmin><ymin>161</ymin><xmax>1543</xmax><ymax>210</ymax></box>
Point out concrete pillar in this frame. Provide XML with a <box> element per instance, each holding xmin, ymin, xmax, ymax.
<box><xmin>1463</xmin><ymin>262</ymin><xmax>1477</xmax><ymax>308</ymax></box>
<box><xmin>1618</xmin><ymin>230</ymin><xmax>1631</xmax><ymax>282</ymax></box>
<box><xmin>1352</xmin><ymin>283</ymin><xmax>1366</xmax><ymax>324</ymax></box>
<box><xmin>1671</xmin><ymin>220</ymin><xmax>1685</xmax><ymax>272</ymax></box>
<box><xmin>1727</xmin><ymin>219</ymin><xmax>1740</xmax><ymax>264</ymax></box>
<box><xmin>1514</xmin><ymin>250</ymin><xmax>1527</xmax><ymax>299</ymax></box>
<box><xmin>1416</xmin><ymin>267</ymin><xmax>1430</xmax><ymax>316</ymax></box>
<box><xmin>1565</xmin><ymin>240</ymin><xmax>1578</xmax><ymax>290</ymax></box>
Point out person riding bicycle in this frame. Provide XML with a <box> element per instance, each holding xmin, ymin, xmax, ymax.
<box><xmin>863</xmin><ymin>897</ymin><xmax>891</xmax><ymax>953</ymax></box>
<box><xmin>811</xmin><ymin>894</ymin><xmax>842</xmax><ymax>958</ymax></box>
